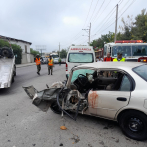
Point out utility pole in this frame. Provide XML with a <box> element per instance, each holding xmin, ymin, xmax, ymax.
<box><xmin>36</xmin><ymin>45</ymin><xmax>46</xmax><ymax>56</ymax></box>
<box><xmin>89</xmin><ymin>22</ymin><xmax>91</xmax><ymax>44</ymax></box>
<box><xmin>59</xmin><ymin>42</ymin><xmax>60</xmax><ymax>58</ymax></box>
<box><xmin>114</xmin><ymin>4</ymin><xmax>118</xmax><ymax>42</ymax></box>
<box><xmin>82</xmin><ymin>22</ymin><xmax>91</xmax><ymax>45</ymax></box>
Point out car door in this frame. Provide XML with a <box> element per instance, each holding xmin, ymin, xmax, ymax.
<box><xmin>88</xmin><ymin>75</ymin><xmax>131</xmax><ymax>119</ymax></box>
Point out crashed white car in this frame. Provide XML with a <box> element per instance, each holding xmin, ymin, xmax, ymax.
<box><xmin>23</xmin><ymin>62</ymin><xmax>147</xmax><ymax>141</ymax></box>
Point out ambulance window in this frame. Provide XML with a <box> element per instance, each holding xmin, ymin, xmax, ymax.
<box><xmin>68</xmin><ymin>53</ymin><xmax>94</xmax><ymax>63</ymax></box>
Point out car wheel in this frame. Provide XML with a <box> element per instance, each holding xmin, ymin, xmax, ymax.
<box><xmin>119</xmin><ymin>110</ymin><xmax>147</xmax><ymax>141</ymax></box>
<box><xmin>12</xmin><ymin>76</ymin><xmax>14</xmax><ymax>83</ymax></box>
<box><xmin>50</xmin><ymin>102</ymin><xmax>61</xmax><ymax>114</ymax></box>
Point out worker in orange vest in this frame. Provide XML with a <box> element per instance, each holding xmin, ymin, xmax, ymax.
<box><xmin>48</xmin><ymin>55</ymin><xmax>54</xmax><ymax>75</ymax></box>
<box><xmin>34</xmin><ymin>54</ymin><xmax>42</xmax><ymax>75</ymax></box>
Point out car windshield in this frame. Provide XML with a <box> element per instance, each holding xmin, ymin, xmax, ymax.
<box><xmin>112</xmin><ymin>45</ymin><xmax>147</xmax><ymax>57</ymax></box>
<box><xmin>112</xmin><ymin>46</ymin><xmax>131</xmax><ymax>57</ymax></box>
<box><xmin>52</xmin><ymin>55</ymin><xmax>59</xmax><ymax>58</ymax></box>
<box><xmin>68</xmin><ymin>53</ymin><xmax>94</xmax><ymax>63</ymax></box>
<box><xmin>133</xmin><ymin>64</ymin><xmax>147</xmax><ymax>81</ymax></box>
<box><xmin>132</xmin><ymin>45</ymin><xmax>147</xmax><ymax>56</ymax></box>
<box><xmin>71</xmin><ymin>69</ymin><xmax>95</xmax><ymax>83</ymax></box>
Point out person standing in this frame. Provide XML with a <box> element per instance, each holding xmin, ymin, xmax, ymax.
<box><xmin>34</xmin><ymin>54</ymin><xmax>42</xmax><ymax>75</ymax></box>
<box><xmin>113</xmin><ymin>51</ymin><xmax>125</xmax><ymax>62</ymax></box>
<box><xmin>97</xmin><ymin>55</ymin><xmax>103</xmax><ymax>62</ymax></box>
<box><xmin>104</xmin><ymin>53</ymin><xmax>113</xmax><ymax>61</ymax></box>
<box><xmin>48</xmin><ymin>55</ymin><xmax>54</xmax><ymax>75</ymax></box>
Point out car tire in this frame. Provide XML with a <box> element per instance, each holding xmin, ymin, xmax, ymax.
<box><xmin>12</xmin><ymin>76</ymin><xmax>14</xmax><ymax>83</ymax></box>
<box><xmin>14</xmin><ymin>65</ymin><xmax>16</xmax><ymax>76</ymax></box>
<box><xmin>119</xmin><ymin>110</ymin><xmax>147</xmax><ymax>141</ymax></box>
<box><xmin>50</xmin><ymin>102</ymin><xmax>61</xmax><ymax>114</ymax></box>
<box><xmin>1</xmin><ymin>47</ymin><xmax>14</xmax><ymax>58</ymax></box>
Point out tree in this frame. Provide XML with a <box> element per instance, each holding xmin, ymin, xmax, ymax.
<box><xmin>132</xmin><ymin>9</ymin><xmax>147</xmax><ymax>42</ymax></box>
<box><xmin>59</xmin><ymin>49</ymin><xmax>67</xmax><ymax>58</ymax></box>
<box><xmin>90</xmin><ymin>32</ymin><xmax>114</xmax><ymax>50</ymax></box>
<box><xmin>30</xmin><ymin>48</ymin><xmax>40</xmax><ymax>57</ymax></box>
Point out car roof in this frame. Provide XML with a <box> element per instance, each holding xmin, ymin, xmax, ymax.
<box><xmin>75</xmin><ymin>62</ymin><xmax>145</xmax><ymax>70</ymax></box>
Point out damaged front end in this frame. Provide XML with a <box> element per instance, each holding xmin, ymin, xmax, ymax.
<box><xmin>23</xmin><ymin>81</ymin><xmax>88</xmax><ymax>120</ymax></box>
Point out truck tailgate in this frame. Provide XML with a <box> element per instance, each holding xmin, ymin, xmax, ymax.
<box><xmin>0</xmin><ymin>57</ymin><xmax>15</xmax><ymax>88</ymax></box>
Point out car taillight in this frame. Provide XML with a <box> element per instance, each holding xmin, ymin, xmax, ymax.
<box><xmin>138</xmin><ymin>57</ymin><xmax>147</xmax><ymax>62</ymax></box>
<box><xmin>66</xmin><ymin>63</ymin><xmax>68</xmax><ymax>71</ymax></box>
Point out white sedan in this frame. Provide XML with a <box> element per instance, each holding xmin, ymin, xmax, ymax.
<box><xmin>23</xmin><ymin>62</ymin><xmax>147</xmax><ymax>141</ymax></box>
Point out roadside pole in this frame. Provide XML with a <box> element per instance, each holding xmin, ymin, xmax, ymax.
<box><xmin>114</xmin><ymin>4</ymin><xmax>118</xmax><ymax>42</ymax></box>
<box><xmin>89</xmin><ymin>22</ymin><xmax>91</xmax><ymax>45</ymax></box>
<box><xmin>59</xmin><ymin>42</ymin><xmax>60</xmax><ymax>58</ymax></box>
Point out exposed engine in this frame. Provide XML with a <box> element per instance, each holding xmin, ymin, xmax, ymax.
<box><xmin>64</xmin><ymin>90</ymin><xmax>88</xmax><ymax>112</ymax></box>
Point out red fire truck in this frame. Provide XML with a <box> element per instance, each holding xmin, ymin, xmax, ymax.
<box><xmin>104</xmin><ymin>40</ymin><xmax>147</xmax><ymax>62</ymax></box>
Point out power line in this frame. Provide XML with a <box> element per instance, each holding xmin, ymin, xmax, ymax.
<box><xmin>70</xmin><ymin>0</ymin><xmax>94</xmax><ymax>44</ymax></box>
<box><xmin>93</xmin><ymin>0</ymin><xmax>136</xmax><ymax>38</ymax></box>
<box><xmin>92</xmin><ymin>6</ymin><xmax>116</xmax><ymax>34</ymax></box>
<box><xmin>90</xmin><ymin>0</ymin><xmax>124</xmax><ymax>39</ymax></box>
<box><xmin>87</xmin><ymin>0</ymin><xmax>100</xmax><ymax>24</ymax></box>
<box><xmin>118</xmin><ymin>0</ymin><xmax>136</xmax><ymax>19</ymax></box>
<box><xmin>92</xmin><ymin>0</ymin><xmax>112</xmax><ymax>25</ymax></box>
<box><xmin>83</xmin><ymin>0</ymin><xmax>94</xmax><ymax>28</ymax></box>
<box><xmin>90</xmin><ymin>0</ymin><xmax>106</xmax><ymax>24</ymax></box>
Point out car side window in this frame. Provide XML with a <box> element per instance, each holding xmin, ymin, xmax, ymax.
<box><xmin>119</xmin><ymin>75</ymin><xmax>131</xmax><ymax>91</ymax></box>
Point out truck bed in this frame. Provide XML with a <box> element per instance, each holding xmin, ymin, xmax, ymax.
<box><xmin>0</xmin><ymin>57</ymin><xmax>15</xmax><ymax>88</ymax></box>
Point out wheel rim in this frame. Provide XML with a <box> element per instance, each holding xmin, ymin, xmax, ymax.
<box><xmin>128</xmin><ymin>117</ymin><xmax>144</xmax><ymax>132</ymax></box>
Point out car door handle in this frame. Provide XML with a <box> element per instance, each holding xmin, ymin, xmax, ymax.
<box><xmin>117</xmin><ymin>97</ymin><xmax>127</xmax><ymax>101</ymax></box>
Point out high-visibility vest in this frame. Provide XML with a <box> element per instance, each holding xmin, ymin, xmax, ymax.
<box><xmin>35</xmin><ymin>58</ymin><xmax>41</xmax><ymax>65</ymax></box>
<box><xmin>113</xmin><ymin>58</ymin><xmax>125</xmax><ymax>62</ymax></box>
<box><xmin>48</xmin><ymin>59</ymin><xmax>53</xmax><ymax>66</ymax></box>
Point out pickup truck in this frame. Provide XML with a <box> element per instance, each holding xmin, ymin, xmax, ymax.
<box><xmin>0</xmin><ymin>47</ymin><xmax>16</xmax><ymax>88</ymax></box>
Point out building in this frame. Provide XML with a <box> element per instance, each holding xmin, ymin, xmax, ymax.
<box><xmin>0</xmin><ymin>35</ymin><xmax>34</xmax><ymax>64</ymax></box>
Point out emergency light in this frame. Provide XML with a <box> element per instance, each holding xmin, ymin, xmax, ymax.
<box><xmin>138</xmin><ymin>57</ymin><xmax>147</xmax><ymax>62</ymax></box>
<box><xmin>115</xmin><ymin>40</ymin><xmax>143</xmax><ymax>43</ymax></box>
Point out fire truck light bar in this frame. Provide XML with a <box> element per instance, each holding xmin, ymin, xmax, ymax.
<box><xmin>115</xmin><ymin>40</ymin><xmax>143</xmax><ymax>43</ymax></box>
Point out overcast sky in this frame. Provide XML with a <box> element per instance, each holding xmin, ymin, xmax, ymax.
<box><xmin>0</xmin><ymin>0</ymin><xmax>146</xmax><ymax>52</ymax></box>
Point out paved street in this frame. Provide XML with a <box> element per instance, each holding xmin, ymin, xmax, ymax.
<box><xmin>0</xmin><ymin>64</ymin><xmax>147</xmax><ymax>147</ymax></box>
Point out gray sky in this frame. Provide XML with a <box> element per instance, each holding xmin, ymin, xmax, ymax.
<box><xmin>0</xmin><ymin>0</ymin><xmax>146</xmax><ymax>52</ymax></box>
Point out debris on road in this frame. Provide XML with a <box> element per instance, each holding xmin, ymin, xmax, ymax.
<box><xmin>70</xmin><ymin>134</ymin><xmax>80</xmax><ymax>143</ymax></box>
<box><xmin>60</xmin><ymin>126</ymin><xmax>67</xmax><ymax>130</ymax></box>
<box><xmin>59</xmin><ymin>143</ymin><xmax>63</xmax><ymax>146</ymax></box>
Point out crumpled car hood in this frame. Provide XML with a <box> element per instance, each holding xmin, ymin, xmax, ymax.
<box><xmin>23</xmin><ymin>81</ymin><xmax>64</xmax><ymax>112</ymax></box>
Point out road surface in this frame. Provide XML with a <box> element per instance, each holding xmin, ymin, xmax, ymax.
<box><xmin>0</xmin><ymin>64</ymin><xmax>146</xmax><ymax>147</ymax></box>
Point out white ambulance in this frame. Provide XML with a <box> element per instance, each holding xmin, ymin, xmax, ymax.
<box><xmin>66</xmin><ymin>46</ymin><xmax>95</xmax><ymax>78</ymax></box>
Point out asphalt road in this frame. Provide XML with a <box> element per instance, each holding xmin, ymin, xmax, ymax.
<box><xmin>0</xmin><ymin>64</ymin><xmax>146</xmax><ymax>147</ymax></box>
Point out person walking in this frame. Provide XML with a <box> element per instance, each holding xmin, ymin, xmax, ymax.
<box><xmin>59</xmin><ymin>58</ymin><xmax>61</xmax><ymax>66</ymax></box>
<box><xmin>48</xmin><ymin>55</ymin><xmax>54</xmax><ymax>75</ymax></box>
<box><xmin>34</xmin><ymin>54</ymin><xmax>42</xmax><ymax>75</ymax></box>
<box><xmin>113</xmin><ymin>51</ymin><xmax>125</xmax><ymax>62</ymax></box>
<box><xmin>104</xmin><ymin>53</ymin><xmax>113</xmax><ymax>61</ymax></box>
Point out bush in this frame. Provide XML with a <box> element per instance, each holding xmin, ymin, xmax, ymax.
<box><xmin>11</xmin><ymin>44</ymin><xmax>22</xmax><ymax>64</ymax></box>
<box><xmin>0</xmin><ymin>39</ymin><xmax>22</xmax><ymax>64</ymax></box>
